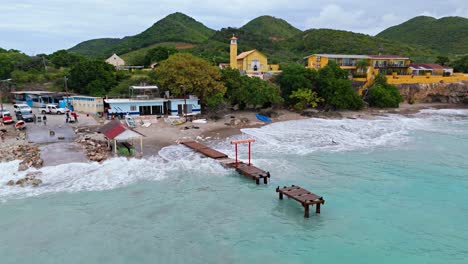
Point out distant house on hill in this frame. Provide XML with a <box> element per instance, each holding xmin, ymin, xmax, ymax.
<box><xmin>105</xmin><ymin>53</ymin><xmax>125</xmax><ymax>67</ymax></box>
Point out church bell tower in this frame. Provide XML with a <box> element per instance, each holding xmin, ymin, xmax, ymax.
<box><xmin>230</xmin><ymin>35</ymin><xmax>238</xmax><ymax>69</ymax></box>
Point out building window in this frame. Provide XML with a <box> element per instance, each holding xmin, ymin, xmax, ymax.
<box><xmin>130</xmin><ymin>105</ymin><xmax>137</xmax><ymax>111</ymax></box>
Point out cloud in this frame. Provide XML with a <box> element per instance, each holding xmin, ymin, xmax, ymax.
<box><xmin>0</xmin><ymin>0</ymin><xmax>466</xmax><ymax>54</ymax></box>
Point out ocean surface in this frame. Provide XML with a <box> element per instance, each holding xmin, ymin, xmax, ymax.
<box><xmin>0</xmin><ymin>109</ymin><xmax>467</xmax><ymax>264</ymax></box>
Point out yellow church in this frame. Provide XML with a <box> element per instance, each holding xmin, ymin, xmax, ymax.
<box><xmin>229</xmin><ymin>36</ymin><xmax>279</xmax><ymax>75</ymax></box>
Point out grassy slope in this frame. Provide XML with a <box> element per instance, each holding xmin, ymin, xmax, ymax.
<box><xmin>69</xmin><ymin>12</ymin><xmax>215</xmax><ymax>58</ymax></box>
<box><xmin>377</xmin><ymin>16</ymin><xmax>468</xmax><ymax>55</ymax></box>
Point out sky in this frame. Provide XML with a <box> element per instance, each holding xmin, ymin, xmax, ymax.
<box><xmin>1</xmin><ymin>0</ymin><xmax>467</xmax><ymax>55</ymax></box>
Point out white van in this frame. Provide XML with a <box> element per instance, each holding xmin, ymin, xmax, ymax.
<box><xmin>13</xmin><ymin>104</ymin><xmax>32</xmax><ymax>113</ymax></box>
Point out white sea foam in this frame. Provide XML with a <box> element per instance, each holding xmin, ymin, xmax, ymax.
<box><xmin>1</xmin><ymin>109</ymin><xmax>466</xmax><ymax>200</ymax></box>
<box><xmin>213</xmin><ymin>109</ymin><xmax>467</xmax><ymax>156</ymax></box>
<box><xmin>0</xmin><ymin>151</ymin><xmax>227</xmax><ymax>202</ymax></box>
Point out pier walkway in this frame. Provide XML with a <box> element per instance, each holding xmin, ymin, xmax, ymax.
<box><xmin>181</xmin><ymin>141</ymin><xmax>270</xmax><ymax>184</ymax></box>
<box><xmin>276</xmin><ymin>185</ymin><xmax>325</xmax><ymax>218</ymax></box>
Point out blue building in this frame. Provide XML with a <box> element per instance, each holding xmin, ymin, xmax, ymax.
<box><xmin>104</xmin><ymin>97</ymin><xmax>201</xmax><ymax>117</ymax></box>
<box><xmin>168</xmin><ymin>97</ymin><xmax>201</xmax><ymax>116</ymax></box>
<box><xmin>11</xmin><ymin>91</ymin><xmax>69</xmax><ymax>108</ymax></box>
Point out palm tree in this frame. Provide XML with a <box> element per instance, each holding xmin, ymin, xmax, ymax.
<box><xmin>356</xmin><ymin>59</ymin><xmax>370</xmax><ymax>75</ymax></box>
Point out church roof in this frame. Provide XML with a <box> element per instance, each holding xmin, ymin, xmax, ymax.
<box><xmin>237</xmin><ymin>50</ymin><xmax>257</xmax><ymax>60</ymax></box>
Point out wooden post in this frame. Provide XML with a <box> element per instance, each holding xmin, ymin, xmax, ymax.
<box><xmin>316</xmin><ymin>203</ymin><xmax>321</xmax><ymax>214</ymax></box>
<box><xmin>140</xmin><ymin>137</ymin><xmax>143</xmax><ymax>157</ymax></box>
<box><xmin>263</xmin><ymin>177</ymin><xmax>267</xmax><ymax>184</ymax></box>
<box><xmin>279</xmin><ymin>192</ymin><xmax>283</xmax><ymax>200</ymax></box>
<box><xmin>255</xmin><ymin>178</ymin><xmax>259</xmax><ymax>185</ymax></box>
<box><xmin>304</xmin><ymin>204</ymin><xmax>310</xmax><ymax>218</ymax></box>
<box><xmin>114</xmin><ymin>139</ymin><xmax>117</xmax><ymax>156</ymax></box>
<box><xmin>248</xmin><ymin>142</ymin><xmax>251</xmax><ymax>165</ymax></box>
<box><xmin>235</xmin><ymin>143</ymin><xmax>238</xmax><ymax>167</ymax></box>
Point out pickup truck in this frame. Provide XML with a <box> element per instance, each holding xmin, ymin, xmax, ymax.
<box><xmin>39</xmin><ymin>104</ymin><xmax>68</xmax><ymax>115</ymax></box>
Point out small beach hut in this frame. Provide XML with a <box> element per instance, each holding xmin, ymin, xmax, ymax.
<box><xmin>98</xmin><ymin>120</ymin><xmax>145</xmax><ymax>157</ymax></box>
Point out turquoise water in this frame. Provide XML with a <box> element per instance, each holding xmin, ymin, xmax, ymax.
<box><xmin>0</xmin><ymin>109</ymin><xmax>467</xmax><ymax>263</ymax></box>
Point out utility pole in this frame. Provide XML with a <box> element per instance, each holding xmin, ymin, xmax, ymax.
<box><xmin>64</xmin><ymin>76</ymin><xmax>69</xmax><ymax>108</ymax></box>
<box><xmin>42</xmin><ymin>56</ymin><xmax>48</xmax><ymax>73</ymax></box>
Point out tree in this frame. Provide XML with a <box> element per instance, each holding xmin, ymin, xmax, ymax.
<box><xmin>435</xmin><ymin>56</ymin><xmax>450</xmax><ymax>66</ymax></box>
<box><xmin>289</xmin><ymin>88</ymin><xmax>323</xmax><ymax>111</ymax></box>
<box><xmin>275</xmin><ymin>64</ymin><xmax>317</xmax><ymax>105</ymax></box>
<box><xmin>356</xmin><ymin>59</ymin><xmax>370</xmax><ymax>75</ymax></box>
<box><xmin>366</xmin><ymin>74</ymin><xmax>403</xmax><ymax>108</ymax></box>
<box><xmin>69</xmin><ymin>60</ymin><xmax>117</xmax><ymax>95</ymax></box>
<box><xmin>221</xmin><ymin>68</ymin><xmax>282</xmax><ymax>109</ymax></box>
<box><xmin>0</xmin><ymin>54</ymin><xmax>14</xmax><ymax>79</ymax></box>
<box><xmin>144</xmin><ymin>46</ymin><xmax>178</xmax><ymax>66</ymax></box>
<box><xmin>368</xmin><ymin>84</ymin><xmax>403</xmax><ymax>108</ymax></box>
<box><xmin>49</xmin><ymin>50</ymin><xmax>84</xmax><ymax>68</ymax></box>
<box><xmin>451</xmin><ymin>55</ymin><xmax>468</xmax><ymax>73</ymax></box>
<box><xmin>155</xmin><ymin>53</ymin><xmax>226</xmax><ymax>105</ymax></box>
<box><xmin>317</xmin><ymin>62</ymin><xmax>364</xmax><ymax>110</ymax></box>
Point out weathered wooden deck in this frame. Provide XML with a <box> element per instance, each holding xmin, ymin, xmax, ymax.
<box><xmin>180</xmin><ymin>141</ymin><xmax>270</xmax><ymax>184</ymax></box>
<box><xmin>276</xmin><ymin>185</ymin><xmax>325</xmax><ymax>218</ymax></box>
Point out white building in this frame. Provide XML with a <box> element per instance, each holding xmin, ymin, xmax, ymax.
<box><xmin>105</xmin><ymin>54</ymin><xmax>125</xmax><ymax>67</ymax></box>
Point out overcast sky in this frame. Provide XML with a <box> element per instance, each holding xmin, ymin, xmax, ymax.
<box><xmin>1</xmin><ymin>0</ymin><xmax>467</xmax><ymax>55</ymax></box>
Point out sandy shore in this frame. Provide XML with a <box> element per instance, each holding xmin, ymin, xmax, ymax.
<box><xmin>137</xmin><ymin>110</ymin><xmax>306</xmax><ymax>156</ymax></box>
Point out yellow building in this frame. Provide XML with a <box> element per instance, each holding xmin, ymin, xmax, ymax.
<box><xmin>229</xmin><ymin>36</ymin><xmax>279</xmax><ymax>75</ymax></box>
<box><xmin>304</xmin><ymin>54</ymin><xmax>411</xmax><ymax>79</ymax></box>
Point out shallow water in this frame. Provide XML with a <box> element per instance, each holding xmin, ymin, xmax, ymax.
<box><xmin>0</xmin><ymin>109</ymin><xmax>467</xmax><ymax>263</ymax></box>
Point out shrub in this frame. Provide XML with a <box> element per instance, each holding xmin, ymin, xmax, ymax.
<box><xmin>368</xmin><ymin>84</ymin><xmax>403</xmax><ymax>108</ymax></box>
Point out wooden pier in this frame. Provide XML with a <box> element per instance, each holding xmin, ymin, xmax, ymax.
<box><xmin>181</xmin><ymin>141</ymin><xmax>270</xmax><ymax>184</ymax></box>
<box><xmin>276</xmin><ymin>185</ymin><xmax>325</xmax><ymax>218</ymax></box>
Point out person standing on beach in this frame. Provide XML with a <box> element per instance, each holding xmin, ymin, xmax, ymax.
<box><xmin>66</xmin><ymin>112</ymin><xmax>70</xmax><ymax>123</ymax></box>
<box><xmin>33</xmin><ymin>114</ymin><xmax>37</xmax><ymax>124</ymax></box>
<box><xmin>72</xmin><ymin>112</ymin><xmax>78</xmax><ymax>123</ymax></box>
<box><xmin>43</xmin><ymin>115</ymin><xmax>47</xmax><ymax>126</ymax></box>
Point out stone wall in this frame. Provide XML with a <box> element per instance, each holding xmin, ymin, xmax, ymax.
<box><xmin>397</xmin><ymin>81</ymin><xmax>468</xmax><ymax>104</ymax></box>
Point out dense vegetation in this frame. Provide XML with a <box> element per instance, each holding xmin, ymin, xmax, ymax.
<box><xmin>69</xmin><ymin>12</ymin><xmax>446</xmax><ymax>66</ymax></box>
<box><xmin>377</xmin><ymin>16</ymin><xmax>468</xmax><ymax>55</ymax></box>
<box><xmin>69</xmin><ymin>13</ymin><xmax>215</xmax><ymax>58</ymax></box>
<box><xmin>366</xmin><ymin>74</ymin><xmax>403</xmax><ymax>108</ymax></box>
<box><xmin>451</xmin><ymin>55</ymin><xmax>468</xmax><ymax>73</ymax></box>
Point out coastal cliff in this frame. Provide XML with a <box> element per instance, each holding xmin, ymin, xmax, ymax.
<box><xmin>398</xmin><ymin>81</ymin><xmax>468</xmax><ymax>104</ymax></box>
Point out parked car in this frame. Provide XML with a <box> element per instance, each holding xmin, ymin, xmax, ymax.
<box><xmin>0</xmin><ymin>110</ymin><xmax>14</xmax><ymax>124</ymax></box>
<box><xmin>13</xmin><ymin>104</ymin><xmax>32</xmax><ymax>113</ymax></box>
<box><xmin>16</xmin><ymin>110</ymin><xmax>34</xmax><ymax>122</ymax></box>
<box><xmin>39</xmin><ymin>104</ymin><xmax>68</xmax><ymax>115</ymax></box>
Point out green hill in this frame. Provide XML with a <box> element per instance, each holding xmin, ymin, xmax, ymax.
<box><xmin>377</xmin><ymin>16</ymin><xmax>468</xmax><ymax>55</ymax></box>
<box><xmin>240</xmin><ymin>15</ymin><xmax>301</xmax><ymax>40</ymax></box>
<box><xmin>290</xmin><ymin>29</ymin><xmax>438</xmax><ymax>62</ymax></box>
<box><xmin>193</xmin><ymin>16</ymin><xmax>303</xmax><ymax>64</ymax></box>
<box><xmin>69</xmin><ymin>12</ymin><xmax>215</xmax><ymax>58</ymax></box>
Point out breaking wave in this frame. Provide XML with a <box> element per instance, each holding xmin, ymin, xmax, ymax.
<box><xmin>0</xmin><ymin>154</ymin><xmax>227</xmax><ymax>202</ymax></box>
<box><xmin>1</xmin><ymin>108</ymin><xmax>466</xmax><ymax>201</ymax></box>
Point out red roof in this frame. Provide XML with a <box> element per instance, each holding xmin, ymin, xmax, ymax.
<box><xmin>98</xmin><ymin>120</ymin><xmax>126</xmax><ymax>139</ymax></box>
<box><xmin>410</xmin><ymin>63</ymin><xmax>453</xmax><ymax>70</ymax></box>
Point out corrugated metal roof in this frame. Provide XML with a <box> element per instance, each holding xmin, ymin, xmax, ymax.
<box><xmin>98</xmin><ymin>120</ymin><xmax>126</xmax><ymax>139</ymax></box>
<box><xmin>368</xmin><ymin>55</ymin><xmax>409</xmax><ymax>59</ymax></box>
<box><xmin>313</xmin><ymin>54</ymin><xmax>370</xmax><ymax>59</ymax></box>
<box><xmin>410</xmin><ymin>63</ymin><xmax>453</xmax><ymax>70</ymax></box>
<box><xmin>237</xmin><ymin>50</ymin><xmax>257</xmax><ymax>60</ymax></box>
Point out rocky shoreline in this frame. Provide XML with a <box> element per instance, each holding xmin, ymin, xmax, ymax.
<box><xmin>0</xmin><ymin>144</ymin><xmax>43</xmax><ymax>171</ymax></box>
<box><xmin>74</xmin><ymin>127</ymin><xmax>110</xmax><ymax>162</ymax></box>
